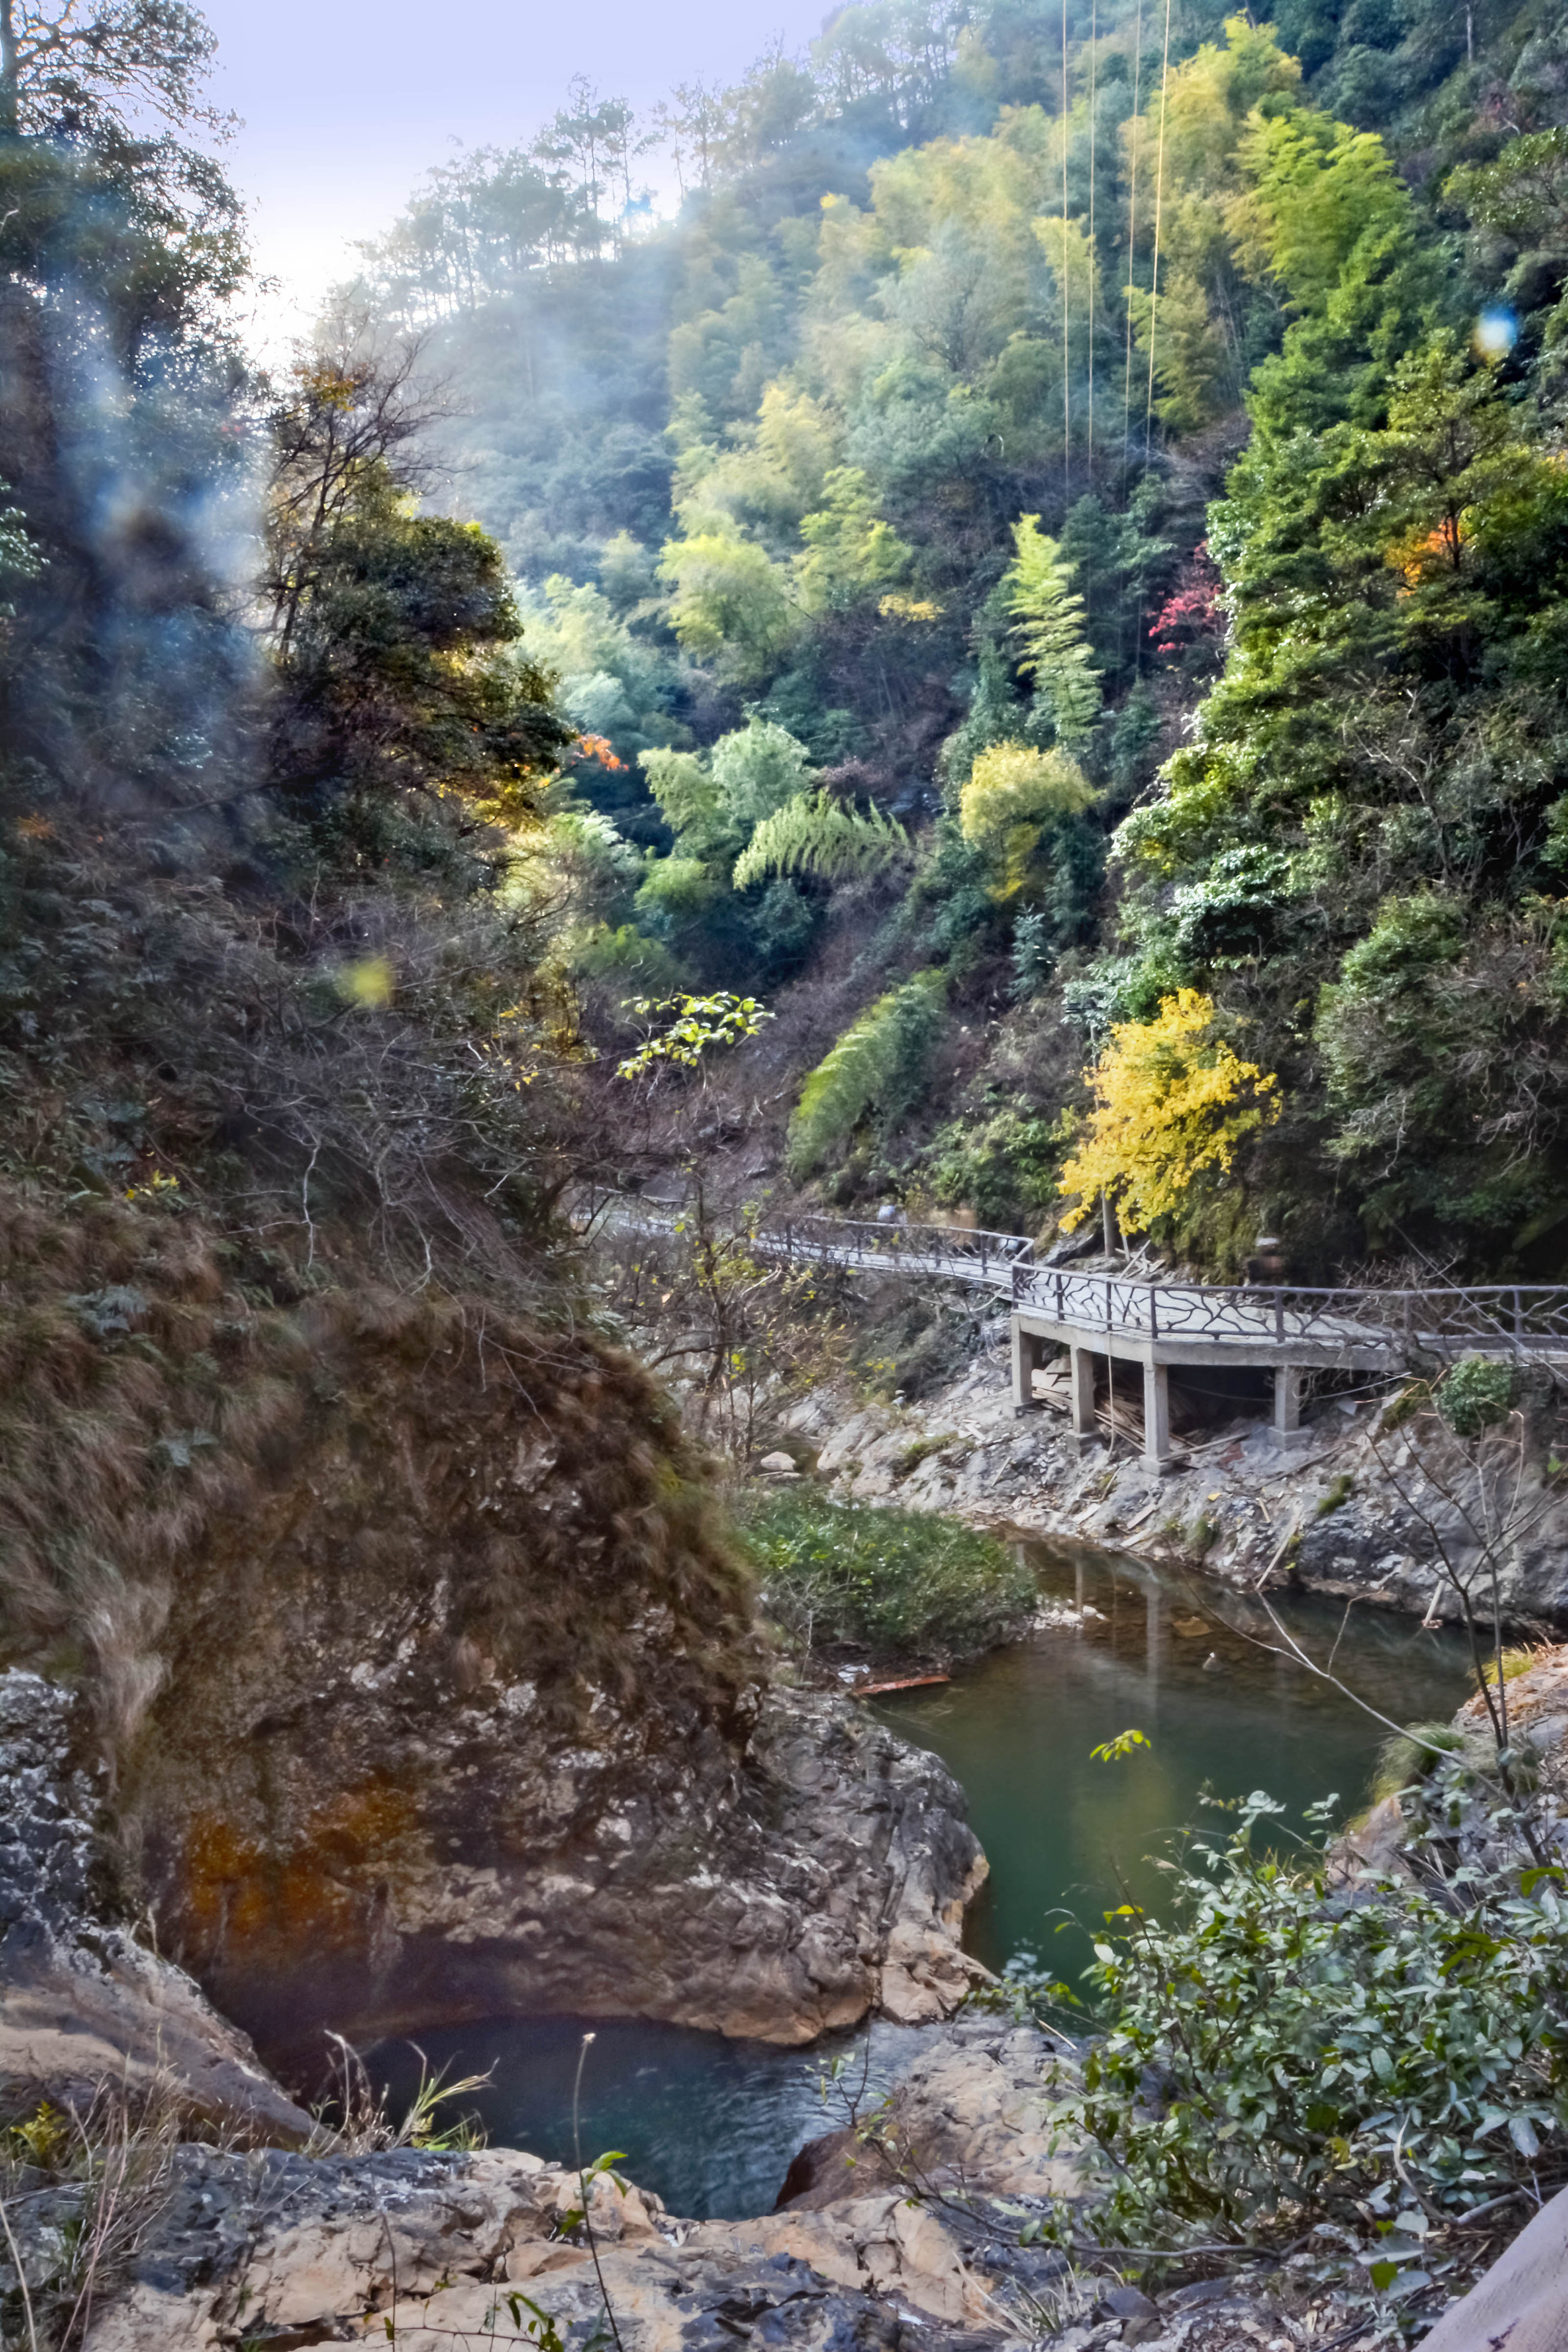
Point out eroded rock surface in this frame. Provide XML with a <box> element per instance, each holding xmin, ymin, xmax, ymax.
<box><xmin>71</xmin><ymin>2028</ymin><xmax>1085</xmax><ymax>2352</ymax></box>
<box><xmin>146</xmin><ymin>1673</ymin><xmax>984</xmax><ymax>2083</ymax></box>
<box><xmin>64</xmin><ymin>2025</ymin><xmax>1384</xmax><ymax>2352</ymax></box>
<box><xmin>75</xmin><ymin>2139</ymin><xmax>1011</xmax><ymax>2352</ymax></box>
<box><xmin>776</xmin><ymin>2018</ymin><xmax>1085</xmax><ymax>2211</ymax></box>
<box><xmin>65</xmin><ymin>1302</ymin><xmax>988</xmax><ymax>2082</ymax></box>
<box><xmin>0</xmin><ymin>1671</ymin><xmax>312</xmax><ymax>2143</ymax></box>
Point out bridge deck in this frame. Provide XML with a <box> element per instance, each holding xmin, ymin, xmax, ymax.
<box><xmin>590</xmin><ymin>1199</ymin><xmax>1568</xmax><ymax>1470</ymax></box>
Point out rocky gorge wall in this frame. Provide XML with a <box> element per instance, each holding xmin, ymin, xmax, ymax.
<box><xmin>9</xmin><ymin>1645</ymin><xmax>1567</xmax><ymax>2352</ymax></box>
<box><xmin>0</xmin><ymin>1199</ymin><xmax>984</xmax><ymax>2100</ymax></box>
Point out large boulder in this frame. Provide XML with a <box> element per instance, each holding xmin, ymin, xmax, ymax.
<box><xmin>0</xmin><ymin>1243</ymin><xmax>985</xmax><ymax>2090</ymax></box>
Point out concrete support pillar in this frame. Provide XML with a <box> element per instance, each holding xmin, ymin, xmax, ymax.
<box><xmin>1143</xmin><ymin>1359</ymin><xmax>1172</xmax><ymax>1470</ymax></box>
<box><xmin>1274</xmin><ymin>1363</ymin><xmax>1308</xmax><ymax>1445</ymax></box>
<box><xmin>1069</xmin><ymin>1345</ymin><xmax>1097</xmax><ymax>1451</ymax></box>
<box><xmin>1011</xmin><ymin>1319</ymin><xmax>1041</xmax><ymax>1414</ymax></box>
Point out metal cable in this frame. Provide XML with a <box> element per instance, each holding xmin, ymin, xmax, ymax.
<box><xmin>1087</xmin><ymin>0</ymin><xmax>1096</xmax><ymax>474</ymax></box>
<box><xmin>1144</xmin><ymin>0</ymin><xmax>1175</xmax><ymax>462</ymax></box>
<box><xmin>1121</xmin><ymin>0</ymin><xmax>1143</xmax><ymax>470</ymax></box>
<box><xmin>1062</xmin><ymin>0</ymin><xmax>1071</xmax><ymax>507</ymax></box>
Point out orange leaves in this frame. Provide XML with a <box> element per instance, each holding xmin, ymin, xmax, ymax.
<box><xmin>1386</xmin><ymin>514</ymin><xmax>1466</xmax><ymax>590</ymax></box>
<box><xmin>573</xmin><ymin>732</ymin><xmax>625</xmax><ymax>771</ymax></box>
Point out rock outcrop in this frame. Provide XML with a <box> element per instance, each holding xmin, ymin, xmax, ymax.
<box><xmin>65</xmin><ymin>2023</ymin><xmax>1084</xmax><ymax>2352</ymax></box>
<box><xmin>0</xmin><ymin>1672</ymin><xmax>312</xmax><ymax>2144</ymax></box>
<box><xmin>0</xmin><ymin>1264</ymin><xmax>985</xmax><ymax>2086</ymax></box>
<box><xmin>73</xmin><ymin>2137</ymin><xmax>1016</xmax><ymax>2352</ymax></box>
<box><xmin>138</xmin><ymin>1656</ymin><xmax>985</xmax><ymax>2082</ymax></box>
<box><xmin>776</xmin><ymin>2020</ymin><xmax>1085</xmax><ymax>2211</ymax></box>
<box><xmin>57</xmin><ymin>2020</ymin><xmax>1404</xmax><ymax>2352</ymax></box>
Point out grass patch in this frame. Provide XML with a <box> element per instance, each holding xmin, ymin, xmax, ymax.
<box><xmin>1481</xmin><ymin>1643</ymin><xmax>1549</xmax><ymax>1686</ymax></box>
<box><xmin>740</xmin><ymin>1487</ymin><xmax>1036</xmax><ymax>1669</ymax></box>
<box><xmin>890</xmin><ymin>1430</ymin><xmax>960</xmax><ymax>1480</ymax></box>
<box><xmin>1314</xmin><ymin>1473</ymin><xmax>1354</xmax><ymax>1518</ymax></box>
<box><xmin>1369</xmin><ymin>1720</ymin><xmax>1466</xmax><ymax>1802</ymax></box>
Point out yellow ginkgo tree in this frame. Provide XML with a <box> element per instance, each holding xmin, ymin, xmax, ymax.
<box><xmin>1058</xmin><ymin>990</ymin><xmax>1280</xmax><ymax>1235</ymax></box>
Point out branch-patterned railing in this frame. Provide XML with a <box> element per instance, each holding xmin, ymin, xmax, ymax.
<box><xmin>587</xmin><ymin>1197</ymin><xmax>1568</xmax><ymax>1356</ymax></box>
<box><xmin>753</xmin><ymin>1212</ymin><xmax>1035</xmax><ymax>1286</ymax></box>
<box><xmin>1006</xmin><ymin>1268</ymin><xmax>1568</xmax><ymax>1353</ymax></box>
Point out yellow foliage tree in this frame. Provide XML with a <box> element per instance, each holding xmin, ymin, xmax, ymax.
<box><xmin>958</xmin><ymin>740</ymin><xmax>1093</xmax><ymax>897</ymax></box>
<box><xmin>1058</xmin><ymin>990</ymin><xmax>1279</xmax><ymax>1234</ymax></box>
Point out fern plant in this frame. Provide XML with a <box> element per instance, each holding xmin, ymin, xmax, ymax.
<box><xmin>1004</xmin><ymin>514</ymin><xmax>1102</xmax><ymax>749</ymax></box>
<box><xmin>732</xmin><ymin>791</ymin><xmax>910</xmax><ymax>891</ymax></box>
<box><xmin>786</xmin><ymin>970</ymin><xmax>946</xmax><ymax>1177</ymax></box>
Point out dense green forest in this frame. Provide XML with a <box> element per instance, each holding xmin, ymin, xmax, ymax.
<box><xmin>333</xmin><ymin>0</ymin><xmax>1568</xmax><ymax>1279</ymax></box>
<box><xmin>5</xmin><ymin>0</ymin><xmax>1568</xmax><ymax>1288</ymax></box>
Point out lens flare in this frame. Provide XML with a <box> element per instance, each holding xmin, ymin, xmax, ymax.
<box><xmin>1475</xmin><ymin>306</ymin><xmax>1519</xmax><ymax>357</ymax></box>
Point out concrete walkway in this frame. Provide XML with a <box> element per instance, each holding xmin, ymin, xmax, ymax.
<box><xmin>588</xmin><ymin>1200</ymin><xmax>1568</xmax><ymax>1472</ymax></box>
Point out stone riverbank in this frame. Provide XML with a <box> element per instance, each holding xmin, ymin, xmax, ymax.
<box><xmin>764</xmin><ymin>1307</ymin><xmax>1568</xmax><ymax>1627</ymax></box>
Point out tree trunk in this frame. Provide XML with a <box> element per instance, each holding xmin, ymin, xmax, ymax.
<box><xmin>0</xmin><ymin>0</ymin><xmax>21</xmax><ymax>136</ymax></box>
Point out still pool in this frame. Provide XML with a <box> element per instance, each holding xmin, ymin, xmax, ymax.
<box><xmin>870</xmin><ymin>1532</ymin><xmax>1474</xmax><ymax>1976</ymax></box>
<box><xmin>367</xmin><ymin>1535</ymin><xmax>1473</xmax><ymax>2219</ymax></box>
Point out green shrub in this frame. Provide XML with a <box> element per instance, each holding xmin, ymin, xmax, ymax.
<box><xmin>786</xmin><ymin>972</ymin><xmax>947</xmax><ymax>1178</ymax></box>
<box><xmin>1038</xmin><ymin>1775</ymin><xmax>1568</xmax><ymax>2279</ymax></box>
<box><xmin>1439</xmin><ymin>1355</ymin><xmax>1515</xmax><ymax>1438</ymax></box>
<box><xmin>890</xmin><ymin>1430</ymin><xmax>960</xmax><ymax>1478</ymax></box>
<box><xmin>921</xmin><ymin>1104</ymin><xmax>1068</xmax><ymax>1232</ymax></box>
<box><xmin>739</xmin><ymin>1488</ymin><xmax>1035</xmax><ymax>1666</ymax></box>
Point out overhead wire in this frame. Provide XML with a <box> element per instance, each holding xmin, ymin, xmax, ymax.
<box><xmin>1144</xmin><ymin>0</ymin><xmax>1175</xmax><ymax>463</ymax></box>
<box><xmin>1062</xmin><ymin>0</ymin><xmax>1071</xmax><ymax>508</ymax></box>
<box><xmin>1121</xmin><ymin>0</ymin><xmax>1143</xmax><ymax>472</ymax></box>
<box><xmin>1086</xmin><ymin>0</ymin><xmax>1096</xmax><ymax>475</ymax></box>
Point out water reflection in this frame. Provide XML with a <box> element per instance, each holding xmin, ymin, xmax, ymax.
<box><xmin>871</xmin><ymin>1533</ymin><xmax>1473</xmax><ymax>1977</ymax></box>
<box><xmin>366</xmin><ymin>1536</ymin><xmax>1473</xmax><ymax>2218</ymax></box>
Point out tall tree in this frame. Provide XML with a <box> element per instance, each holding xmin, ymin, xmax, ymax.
<box><xmin>0</xmin><ymin>0</ymin><xmax>225</xmax><ymax>144</ymax></box>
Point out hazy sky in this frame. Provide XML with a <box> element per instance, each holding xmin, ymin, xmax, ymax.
<box><xmin>201</xmin><ymin>0</ymin><xmax>828</xmax><ymax>342</ymax></box>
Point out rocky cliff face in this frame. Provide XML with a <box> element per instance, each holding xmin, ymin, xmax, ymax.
<box><xmin>0</xmin><ymin>1672</ymin><xmax>311</xmax><ymax>2142</ymax></box>
<box><xmin>140</xmin><ymin>1654</ymin><xmax>985</xmax><ymax>2081</ymax></box>
<box><xmin>0</xmin><ymin>1659</ymin><xmax>983</xmax><ymax>2132</ymax></box>
<box><xmin>117</xmin><ymin>1300</ymin><xmax>982</xmax><ymax>2075</ymax></box>
<box><xmin>0</xmin><ymin>1235</ymin><xmax>983</xmax><ymax>2093</ymax></box>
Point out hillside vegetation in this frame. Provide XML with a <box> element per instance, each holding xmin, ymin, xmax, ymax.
<box><xmin>343</xmin><ymin>0</ymin><xmax>1568</xmax><ymax>1275</ymax></box>
<box><xmin>0</xmin><ymin>34</ymin><xmax>760</xmax><ymax>1775</ymax></box>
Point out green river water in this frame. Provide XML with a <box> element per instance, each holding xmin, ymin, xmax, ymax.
<box><xmin>369</xmin><ymin>1533</ymin><xmax>1473</xmax><ymax>2221</ymax></box>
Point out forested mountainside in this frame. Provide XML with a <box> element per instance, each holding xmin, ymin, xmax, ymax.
<box><xmin>342</xmin><ymin>0</ymin><xmax>1568</xmax><ymax>1278</ymax></box>
<box><xmin>0</xmin><ymin>32</ymin><xmax>757</xmax><ymax>1784</ymax></box>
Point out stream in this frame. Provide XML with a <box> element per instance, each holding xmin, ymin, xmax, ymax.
<box><xmin>368</xmin><ymin>1532</ymin><xmax>1473</xmax><ymax>2221</ymax></box>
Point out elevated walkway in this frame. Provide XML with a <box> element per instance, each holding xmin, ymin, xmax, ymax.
<box><xmin>584</xmin><ymin>1200</ymin><xmax>1568</xmax><ymax>1470</ymax></box>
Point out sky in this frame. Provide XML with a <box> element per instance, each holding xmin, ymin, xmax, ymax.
<box><xmin>200</xmin><ymin>0</ymin><xmax>829</xmax><ymax>344</ymax></box>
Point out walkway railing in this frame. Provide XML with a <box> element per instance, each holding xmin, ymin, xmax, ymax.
<box><xmin>754</xmin><ymin>1212</ymin><xmax>1033</xmax><ymax>1287</ymax></box>
<box><xmin>1009</xmin><ymin>1267</ymin><xmax>1568</xmax><ymax>1354</ymax></box>
<box><xmin>586</xmin><ymin>1196</ymin><xmax>1568</xmax><ymax>1357</ymax></box>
